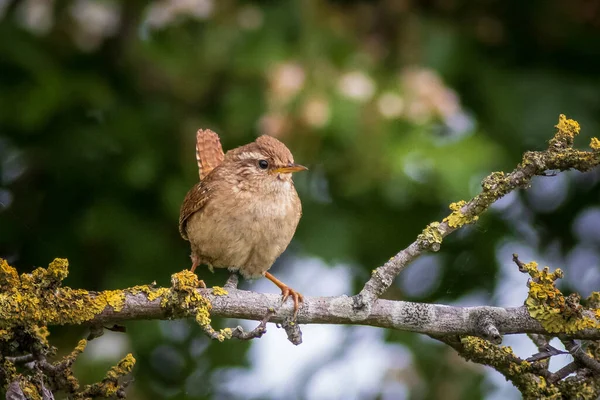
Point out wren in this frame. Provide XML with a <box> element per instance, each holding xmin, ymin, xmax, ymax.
<box><xmin>179</xmin><ymin>130</ymin><xmax>307</xmax><ymax>313</ymax></box>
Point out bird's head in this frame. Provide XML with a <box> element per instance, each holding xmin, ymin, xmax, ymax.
<box><xmin>225</xmin><ymin>135</ymin><xmax>307</xmax><ymax>190</ymax></box>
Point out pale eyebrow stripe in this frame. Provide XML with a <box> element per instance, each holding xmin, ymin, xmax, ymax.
<box><xmin>236</xmin><ymin>152</ymin><xmax>265</xmax><ymax>160</ymax></box>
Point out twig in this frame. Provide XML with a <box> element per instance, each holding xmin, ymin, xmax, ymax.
<box><xmin>526</xmin><ymin>344</ymin><xmax>569</xmax><ymax>363</ymax></box>
<box><xmin>561</xmin><ymin>338</ymin><xmax>600</xmax><ymax>375</ymax></box>
<box><xmin>513</xmin><ymin>253</ymin><xmax>528</xmax><ymax>273</ymax></box>
<box><xmin>527</xmin><ymin>333</ymin><xmax>551</xmax><ymax>370</ymax></box>
<box><xmin>105</xmin><ymin>324</ymin><xmax>127</xmax><ymax>333</ymax></box>
<box><xmin>281</xmin><ymin>316</ymin><xmax>302</xmax><ymax>345</ymax></box>
<box><xmin>87</xmin><ymin>324</ymin><xmax>105</xmax><ymax>340</ymax></box>
<box><xmin>5</xmin><ymin>354</ymin><xmax>35</xmax><ymax>364</ymax></box>
<box><xmin>231</xmin><ymin>308</ymin><xmax>276</xmax><ymax>340</ymax></box>
<box><xmin>356</xmin><ymin>116</ymin><xmax>600</xmax><ymax>310</ymax></box>
<box><xmin>548</xmin><ymin>362</ymin><xmax>579</xmax><ymax>384</ymax></box>
<box><xmin>528</xmin><ymin>333</ymin><xmax>550</xmax><ymax>349</ymax></box>
<box><xmin>224</xmin><ymin>273</ymin><xmax>239</xmax><ymax>289</ymax></box>
<box><xmin>6</xmin><ymin>380</ymin><xmax>26</xmax><ymax>400</ymax></box>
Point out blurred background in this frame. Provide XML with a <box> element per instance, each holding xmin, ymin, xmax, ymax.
<box><xmin>1</xmin><ymin>0</ymin><xmax>600</xmax><ymax>399</ymax></box>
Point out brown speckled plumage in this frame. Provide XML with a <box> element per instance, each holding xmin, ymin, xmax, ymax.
<box><xmin>179</xmin><ymin>134</ymin><xmax>305</xmax><ymax>282</ymax></box>
<box><xmin>195</xmin><ymin>129</ymin><xmax>224</xmax><ymax>181</ymax></box>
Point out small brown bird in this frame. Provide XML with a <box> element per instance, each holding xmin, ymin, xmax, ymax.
<box><xmin>179</xmin><ymin>130</ymin><xmax>307</xmax><ymax>313</ymax></box>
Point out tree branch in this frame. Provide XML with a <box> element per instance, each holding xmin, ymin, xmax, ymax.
<box><xmin>62</xmin><ymin>288</ymin><xmax>600</xmax><ymax>341</ymax></box>
<box><xmin>356</xmin><ymin>114</ymin><xmax>600</xmax><ymax>309</ymax></box>
<box><xmin>561</xmin><ymin>338</ymin><xmax>600</xmax><ymax>375</ymax></box>
<box><xmin>2</xmin><ymin>115</ymin><xmax>600</xmax><ymax>399</ymax></box>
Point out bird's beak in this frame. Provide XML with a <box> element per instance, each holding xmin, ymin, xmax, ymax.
<box><xmin>272</xmin><ymin>164</ymin><xmax>308</xmax><ymax>174</ymax></box>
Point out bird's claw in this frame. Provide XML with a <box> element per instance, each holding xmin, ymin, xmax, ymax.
<box><xmin>280</xmin><ymin>286</ymin><xmax>304</xmax><ymax>318</ymax></box>
<box><xmin>189</xmin><ymin>258</ymin><xmax>206</xmax><ymax>288</ymax></box>
<box><xmin>264</xmin><ymin>272</ymin><xmax>304</xmax><ymax>318</ymax></box>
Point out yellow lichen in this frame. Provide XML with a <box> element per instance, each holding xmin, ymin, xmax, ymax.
<box><xmin>0</xmin><ymin>259</ymin><xmax>127</xmax><ymax>329</ymax></box>
<box><xmin>21</xmin><ymin>381</ymin><xmax>42</xmax><ymax>400</ymax></box>
<box><xmin>555</xmin><ymin>114</ymin><xmax>580</xmax><ymax>136</ymax></box>
<box><xmin>47</xmin><ymin>258</ymin><xmax>70</xmax><ymax>283</ymax></box>
<box><xmin>590</xmin><ymin>137</ymin><xmax>600</xmax><ymax>151</ymax></box>
<box><xmin>207</xmin><ymin>328</ymin><xmax>234</xmax><ymax>342</ymax></box>
<box><xmin>549</xmin><ymin>114</ymin><xmax>580</xmax><ymax>149</ymax></box>
<box><xmin>459</xmin><ymin>336</ymin><xmax>561</xmax><ymax>398</ymax></box>
<box><xmin>74</xmin><ymin>339</ymin><xmax>88</xmax><ymax>353</ymax></box>
<box><xmin>106</xmin><ymin>353</ymin><xmax>136</xmax><ymax>380</ymax></box>
<box><xmin>449</xmin><ymin>200</ymin><xmax>467</xmax><ymax>211</ymax></box>
<box><xmin>588</xmin><ymin>292</ymin><xmax>600</xmax><ymax>322</ymax></box>
<box><xmin>417</xmin><ymin>222</ymin><xmax>443</xmax><ymax>249</ymax></box>
<box><xmin>2</xmin><ymin>359</ymin><xmax>17</xmax><ymax>379</ymax></box>
<box><xmin>481</xmin><ymin>171</ymin><xmax>507</xmax><ymax>191</ymax></box>
<box><xmin>0</xmin><ymin>328</ymin><xmax>14</xmax><ymax>341</ymax></box>
<box><xmin>78</xmin><ymin>353</ymin><xmax>136</xmax><ymax>397</ymax></box>
<box><xmin>558</xmin><ymin>376</ymin><xmax>600</xmax><ymax>400</ymax></box>
<box><xmin>30</xmin><ymin>325</ymin><xmax>51</xmax><ymax>347</ymax></box>
<box><xmin>461</xmin><ymin>336</ymin><xmax>524</xmax><ymax>373</ymax></box>
<box><xmin>212</xmin><ymin>286</ymin><xmax>228</xmax><ymax>296</ymax></box>
<box><xmin>101</xmin><ymin>290</ymin><xmax>126</xmax><ymax>312</ymax></box>
<box><xmin>0</xmin><ymin>258</ymin><xmax>228</xmax><ymax>366</ymax></box>
<box><xmin>220</xmin><ymin>327</ymin><xmax>232</xmax><ymax>338</ymax></box>
<box><xmin>443</xmin><ymin>200</ymin><xmax>479</xmax><ymax>228</ymax></box>
<box><xmin>0</xmin><ymin>258</ymin><xmax>19</xmax><ymax>290</ymax></box>
<box><xmin>170</xmin><ymin>270</ymin><xmax>203</xmax><ymax>291</ymax></box>
<box><xmin>0</xmin><ymin>259</ymin><xmax>140</xmax><ymax>398</ymax></box>
<box><xmin>523</xmin><ymin>261</ymin><xmax>599</xmax><ymax>333</ymax></box>
<box><xmin>162</xmin><ymin>270</ymin><xmax>215</xmax><ymax>338</ymax></box>
<box><xmin>195</xmin><ymin>307</ymin><xmax>212</xmax><ymax>327</ymax></box>
<box><xmin>128</xmin><ymin>285</ymin><xmax>170</xmax><ymax>302</ymax></box>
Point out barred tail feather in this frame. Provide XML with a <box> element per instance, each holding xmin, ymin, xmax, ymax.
<box><xmin>196</xmin><ymin>129</ymin><xmax>225</xmax><ymax>180</ymax></box>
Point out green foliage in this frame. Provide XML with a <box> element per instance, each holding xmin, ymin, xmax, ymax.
<box><xmin>2</xmin><ymin>1</ymin><xmax>600</xmax><ymax>399</ymax></box>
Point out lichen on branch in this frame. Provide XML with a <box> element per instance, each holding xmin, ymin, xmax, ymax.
<box><xmin>2</xmin><ymin>115</ymin><xmax>600</xmax><ymax>398</ymax></box>
<box><xmin>162</xmin><ymin>270</ymin><xmax>231</xmax><ymax>341</ymax></box>
<box><xmin>1</xmin><ymin>331</ymin><xmax>135</xmax><ymax>399</ymax></box>
<box><xmin>0</xmin><ymin>258</ymin><xmax>126</xmax><ymax>329</ymax></box>
<box><xmin>75</xmin><ymin>353</ymin><xmax>136</xmax><ymax>399</ymax></box>
<box><xmin>441</xmin><ymin>256</ymin><xmax>600</xmax><ymax>399</ymax></box>
<box><xmin>357</xmin><ymin>114</ymin><xmax>600</xmax><ymax>308</ymax></box>
<box><xmin>455</xmin><ymin>336</ymin><xmax>559</xmax><ymax>398</ymax></box>
<box><xmin>0</xmin><ymin>258</ymin><xmax>219</xmax><ymax>398</ymax></box>
<box><xmin>442</xmin><ymin>334</ymin><xmax>600</xmax><ymax>399</ymax></box>
<box><xmin>514</xmin><ymin>255</ymin><xmax>600</xmax><ymax>334</ymax></box>
<box><xmin>443</xmin><ymin>200</ymin><xmax>480</xmax><ymax>228</ymax></box>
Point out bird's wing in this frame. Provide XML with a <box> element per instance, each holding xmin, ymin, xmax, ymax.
<box><xmin>178</xmin><ymin>181</ymin><xmax>210</xmax><ymax>240</ymax></box>
<box><xmin>196</xmin><ymin>129</ymin><xmax>225</xmax><ymax>180</ymax></box>
<box><xmin>180</xmin><ymin>129</ymin><xmax>223</xmax><ymax>240</ymax></box>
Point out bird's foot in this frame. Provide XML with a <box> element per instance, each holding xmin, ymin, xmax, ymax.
<box><xmin>280</xmin><ymin>286</ymin><xmax>304</xmax><ymax>317</ymax></box>
<box><xmin>188</xmin><ymin>268</ymin><xmax>207</xmax><ymax>288</ymax></box>
<box><xmin>265</xmin><ymin>272</ymin><xmax>304</xmax><ymax>318</ymax></box>
<box><xmin>189</xmin><ymin>258</ymin><xmax>207</xmax><ymax>288</ymax></box>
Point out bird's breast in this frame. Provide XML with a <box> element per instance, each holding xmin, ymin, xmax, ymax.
<box><xmin>186</xmin><ymin>179</ymin><xmax>301</xmax><ymax>275</ymax></box>
<box><xmin>233</xmin><ymin>179</ymin><xmax>299</xmax><ymax>218</ymax></box>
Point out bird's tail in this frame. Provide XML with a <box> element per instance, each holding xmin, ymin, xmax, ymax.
<box><xmin>196</xmin><ymin>129</ymin><xmax>225</xmax><ymax>180</ymax></box>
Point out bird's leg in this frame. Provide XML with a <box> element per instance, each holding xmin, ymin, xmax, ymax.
<box><xmin>190</xmin><ymin>254</ymin><xmax>206</xmax><ymax>288</ymax></box>
<box><xmin>264</xmin><ymin>272</ymin><xmax>303</xmax><ymax>317</ymax></box>
<box><xmin>190</xmin><ymin>254</ymin><xmax>199</xmax><ymax>273</ymax></box>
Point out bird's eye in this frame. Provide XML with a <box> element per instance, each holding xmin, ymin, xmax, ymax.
<box><xmin>258</xmin><ymin>160</ymin><xmax>269</xmax><ymax>169</ymax></box>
